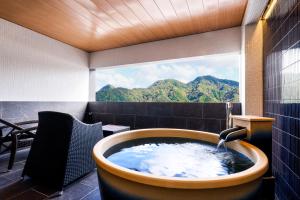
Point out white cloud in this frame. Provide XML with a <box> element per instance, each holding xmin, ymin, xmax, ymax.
<box><xmin>96</xmin><ymin>53</ymin><xmax>240</xmax><ymax>90</ymax></box>
<box><xmin>96</xmin><ymin>72</ymin><xmax>136</xmax><ymax>90</ymax></box>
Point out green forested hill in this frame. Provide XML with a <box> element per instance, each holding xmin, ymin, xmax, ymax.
<box><xmin>96</xmin><ymin>75</ymin><xmax>239</xmax><ymax>103</ymax></box>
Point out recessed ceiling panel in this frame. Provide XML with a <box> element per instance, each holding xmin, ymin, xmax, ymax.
<box><xmin>0</xmin><ymin>0</ymin><xmax>248</xmax><ymax>52</ymax></box>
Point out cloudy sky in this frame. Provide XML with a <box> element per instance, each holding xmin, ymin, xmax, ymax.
<box><xmin>96</xmin><ymin>53</ymin><xmax>240</xmax><ymax>90</ymax></box>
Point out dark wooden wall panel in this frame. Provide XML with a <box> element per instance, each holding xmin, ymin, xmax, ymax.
<box><xmin>88</xmin><ymin>102</ymin><xmax>241</xmax><ymax>134</ymax></box>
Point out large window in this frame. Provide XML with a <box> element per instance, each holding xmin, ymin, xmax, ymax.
<box><xmin>96</xmin><ymin>53</ymin><xmax>240</xmax><ymax>103</ymax></box>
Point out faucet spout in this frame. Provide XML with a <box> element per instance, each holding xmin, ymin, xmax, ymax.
<box><xmin>223</xmin><ymin>128</ymin><xmax>247</xmax><ymax>142</ymax></box>
<box><xmin>219</xmin><ymin>127</ymin><xmax>242</xmax><ymax>140</ymax></box>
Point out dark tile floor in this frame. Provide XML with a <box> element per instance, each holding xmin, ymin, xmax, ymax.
<box><xmin>0</xmin><ymin>149</ymin><xmax>101</xmax><ymax>200</ymax></box>
<box><xmin>0</xmin><ymin>148</ymin><xmax>275</xmax><ymax>200</ymax></box>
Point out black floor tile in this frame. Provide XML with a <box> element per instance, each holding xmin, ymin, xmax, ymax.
<box><xmin>80</xmin><ymin>171</ymin><xmax>98</xmax><ymax>189</ymax></box>
<box><xmin>0</xmin><ymin>142</ymin><xmax>105</xmax><ymax>200</ymax></box>
<box><xmin>80</xmin><ymin>188</ymin><xmax>101</xmax><ymax>200</ymax></box>
<box><xmin>32</xmin><ymin>185</ymin><xmax>58</xmax><ymax>197</ymax></box>
<box><xmin>2</xmin><ymin>169</ymin><xmax>23</xmax><ymax>181</ymax></box>
<box><xmin>0</xmin><ymin>162</ymin><xmax>25</xmax><ymax>174</ymax></box>
<box><xmin>0</xmin><ymin>179</ymin><xmax>35</xmax><ymax>199</ymax></box>
<box><xmin>9</xmin><ymin>189</ymin><xmax>47</xmax><ymax>200</ymax></box>
<box><xmin>0</xmin><ymin>154</ymin><xmax>101</xmax><ymax>200</ymax></box>
<box><xmin>51</xmin><ymin>183</ymin><xmax>94</xmax><ymax>200</ymax></box>
<box><xmin>0</xmin><ymin>177</ymin><xmax>13</xmax><ymax>189</ymax></box>
<box><xmin>0</xmin><ymin>148</ymin><xmax>29</xmax><ymax>171</ymax></box>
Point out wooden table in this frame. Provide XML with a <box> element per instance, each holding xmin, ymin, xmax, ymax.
<box><xmin>102</xmin><ymin>124</ymin><xmax>130</xmax><ymax>137</ymax></box>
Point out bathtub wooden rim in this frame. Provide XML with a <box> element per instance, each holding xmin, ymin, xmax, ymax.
<box><xmin>93</xmin><ymin>128</ymin><xmax>269</xmax><ymax>189</ymax></box>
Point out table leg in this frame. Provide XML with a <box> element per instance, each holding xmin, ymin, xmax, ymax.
<box><xmin>8</xmin><ymin>133</ymin><xmax>17</xmax><ymax>170</ymax></box>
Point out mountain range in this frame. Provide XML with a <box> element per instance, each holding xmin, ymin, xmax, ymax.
<box><xmin>96</xmin><ymin>75</ymin><xmax>239</xmax><ymax>103</ymax></box>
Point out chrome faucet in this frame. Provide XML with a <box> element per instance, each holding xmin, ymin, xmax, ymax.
<box><xmin>226</xmin><ymin>102</ymin><xmax>233</xmax><ymax>129</ymax></box>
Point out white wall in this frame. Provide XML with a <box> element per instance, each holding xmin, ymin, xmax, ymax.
<box><xmin>0</xmin><ymin>19</ymin><xmax>89</xmax><ymax>101</ymax></box>
<box><xmin>90</xmin><ymin>27</ymin><xmax>241</xmax><ymax>69</ymax></box>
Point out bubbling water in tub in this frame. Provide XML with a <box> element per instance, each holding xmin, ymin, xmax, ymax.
<box><xmin>106</xmin><ymin>138</ymin><xmax>254</xmax><ymax>179</ymax></box>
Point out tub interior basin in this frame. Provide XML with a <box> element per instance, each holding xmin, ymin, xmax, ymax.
<box><xmin>105</xmin><ymin>137</ymin><xmax>254</xmax><ymax>179</ymax></box>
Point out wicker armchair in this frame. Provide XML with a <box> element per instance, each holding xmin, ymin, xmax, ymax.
<box><xmin>22</xmin><ymin>111</ymin><xmax>103</xmax><ymax>192</ymax></box>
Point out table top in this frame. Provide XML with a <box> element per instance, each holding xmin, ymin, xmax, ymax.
<box><xmin>102</xmin><ymin>124</ymin><xmax>130</xmax><ymax>132</ymax></box>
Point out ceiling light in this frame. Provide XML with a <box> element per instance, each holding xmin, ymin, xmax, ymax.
<box><xmin>263</xmin><ymin>0</ymin><xmax>277</xmax><ymax>20</ymax></box>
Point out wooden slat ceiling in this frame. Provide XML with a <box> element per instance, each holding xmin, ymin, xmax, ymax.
<box><xmin>0</xmin><ymin>0</ymin><xmax>248</xmax><ymax>52</ymax></box>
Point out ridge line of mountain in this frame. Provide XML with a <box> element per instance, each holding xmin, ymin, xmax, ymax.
<box><xmin>96</xmin><ymin>75</ymin><xmax>239</xmax><ymax>103</ymax></box>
